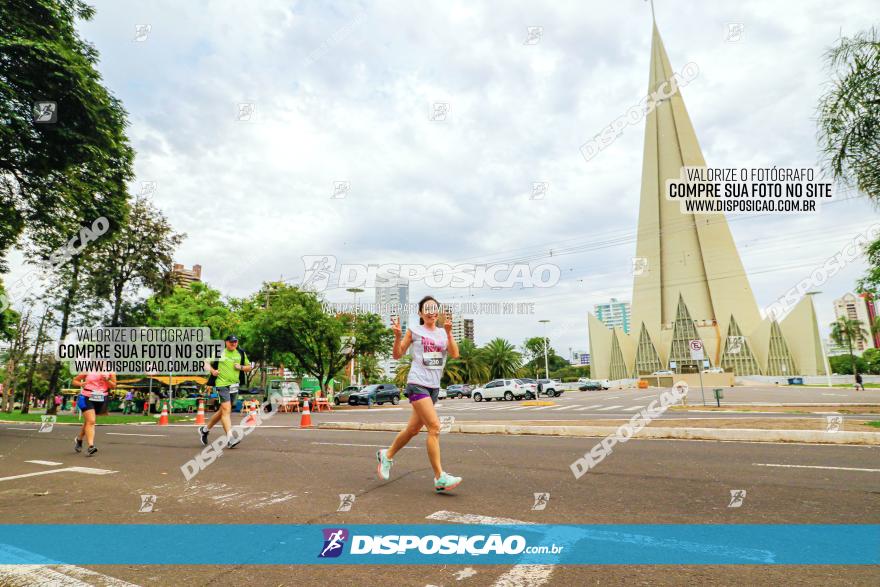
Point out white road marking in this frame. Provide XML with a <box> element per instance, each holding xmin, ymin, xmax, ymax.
<box><xmin>574</xmin><ymin>405</ymin><xmax>603</xmax><ymax>411</ymax></box>
<box><xmin>821</xmin><ymin>393</ymin><xmax>847</xmax><ymax>397</ymax></box>
<box><xmin>596</xmin><ymin>405</ymin><xmax>624</xmax><ymax>411</ymax></box>
<box><xmin>0</xmin><ymin>467</ymin><xmax>116</xmax><ymax>483</ymax></box>
<box><xmin>311</xmin><ymin>442</ymin><xmax>418</xmax><ymax>449</ymax></box>
<box><xmin>623</xmin><ymin>405</ymin><xmax>645</xmax><ymax>412</ymax></box>
<box><xmin>550</xmin><ymin>405</ymin><xmax>577</xmax><ymax>411</ymax></box>
<box><xmin>605</xmin><ymin>396</ymin><xmax>621</xmax><ymax>399</ymax></box>
<box><xmin>6</xmin><ymin>427</ymin><xmax>36</xmax><ymax>431</ymax></box>
<box><xmin>509</xmin><ymin>406</ymin><xmax>533</xmax><ymax>411</ymax></box>
<box><xmin>753</xmin><ymin>463</ymin><xmax>880</xmax><ymax>473</ymax></box>
<box><xmin>24</xmin><ymin>460</ymin><xmax>63</xmax><ymax>466</ymax></box>
<box><xmin>0</xmin><ymin>565</ymin><xmax>140</xmax><ymax>586</ymax></box>
<box><xmin>426</xmin><ymin>512</ymin><xmax>553</xmax><ymax>586</ymax></box>
<box><xmin>530</xmin><ymin>406</ymin><xmax>554</xmax><ymax>411</ymax></box>
<box><xmin>106</xmin><ymin>432</ymin><xmax>166</xmax><ymax>437</ymax></box>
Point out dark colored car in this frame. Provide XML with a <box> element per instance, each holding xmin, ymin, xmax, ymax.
<box><xmin>446</xmin><ymin>384</ymin><xmax>472</xmax><ymax>399</ymax></box>
<box><xmin>348</xmin><ymin>384</ymin><xmax>401</xmax><ymax>406</ymax></box>
<box><xmin>334</xmin><ymin>385</ymin><xmax>363</xmax><ymax>406</ymax></box>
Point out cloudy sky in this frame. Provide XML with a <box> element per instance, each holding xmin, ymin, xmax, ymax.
<box><xmin>8</xmin><ymin>0</ymin><xmax>877</xmax><ymax>357</ymax></box>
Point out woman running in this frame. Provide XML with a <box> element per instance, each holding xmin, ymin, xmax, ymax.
<box><xmin>376</xmin><ymin>295</ymin><xmax>462</xmax><ymax>492</ymax></box>
<box><xmin>72</xmin><ymin>365</ymin><xmax>116</xmax><ymax>456</ymax></box>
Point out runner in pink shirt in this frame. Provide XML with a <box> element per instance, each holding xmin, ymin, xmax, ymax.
<box><xmin>72</xmin><ymin>367</ymin><xmax>117</xmax><ymax>456</ymax></box>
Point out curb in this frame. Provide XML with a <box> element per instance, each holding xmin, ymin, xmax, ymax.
<box><xmin>317</xmin><ymin>421</ymin><xmax>880</xmax><ymax>445</ymax></box>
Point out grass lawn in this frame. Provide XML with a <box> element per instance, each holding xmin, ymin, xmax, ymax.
<box><xmin>832</xmin><ymin>383</ymin><xmax>880</xmax><ymax>388</ymax></box>
<box><xmin>0</xmin><ymin>412</ymin><xmax>193</xmax><ymax>425</ymax></box>
<box><xmin>867</xmin><ymin>421</ymin><xmax>880</xmax><ymax>428</ymax></box>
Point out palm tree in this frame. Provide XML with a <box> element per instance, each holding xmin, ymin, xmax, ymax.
<box><xmin>392</xmin><ymin>355</ymin><xmax>412</xmax><ymax>388</ymax></box>
<box><xmin>817</xmin><ymin>27</ymin><xmax>880</xmax><ymax>202</ymax></box>
<box><xmin>357</xmin><ymin>354</ymin><xmax>383</xmax><ymax>383</ymax></box>
<box><xmin>481</xmin><ymin>338</ymin><xmax>522</xmax><ymax>379</ymax></box>
<box><xmin>830</xmin><ymin>317</ymin><xmax>869</xmax><ymax>380</ymax></box>
<box><xmin>444</xmin><ymin>339</ymin><xmax>488</xmax><ymax>385</ymax></box>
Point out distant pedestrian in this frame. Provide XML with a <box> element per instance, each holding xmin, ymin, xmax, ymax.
<box><xmin>123</xmin><ymin>390</ymin><xmax>133</xmax><ymax>414</ymax></box>
<box><xmin>54</xmin><ymin>394</ymin><xmax>62</xmax><ymax>412</ymax></box>
<box><xmin>855</xmin><ymin>372</ymin><xmax>864</xmax><ymax>391</ymax></box>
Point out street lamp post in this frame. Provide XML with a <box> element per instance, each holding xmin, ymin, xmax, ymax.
<box><xmin>539</xmin><ymin>319</ymin><xmax>551</xmax><ymax>379</ymax></box>
<box><xmin>346</xmin><ymin>288</ymin><xmax>364</xmax><ymax>385</ymax></box>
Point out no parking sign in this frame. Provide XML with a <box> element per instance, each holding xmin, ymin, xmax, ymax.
<box><xmin>689</xmin><ymin>339</ymin><xmax>704</xmax><ymax>360</ymax></box>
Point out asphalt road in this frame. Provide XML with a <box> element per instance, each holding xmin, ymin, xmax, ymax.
<box><xmin>1</xmin><ymin>419</ymin><xmax>878</xmax><ymax>586</ymax></box>
<box><xmin>314</xmin><ymin>386</ymin><xmax>880</xmax><ymax>424</ymax></box>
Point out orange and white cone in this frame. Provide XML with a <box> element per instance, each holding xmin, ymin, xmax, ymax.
<box><xmin>243</xmin><ymin>401</ymin><xmax>258</xmax><ymax>426</ymax></box>
<box><xmin>158</xmin><ymin>402</ymin><xmax>169</xmax><ymax>426</ymax></box>
<box><xmin>299</xmin><ymin>399</ymin><xmax>313</xmax><ymax>428</ymax></box>
<box><xmin>195</xmin><ymin>398</ymin><xmax>206</xmax><ymax>425</ymax></box>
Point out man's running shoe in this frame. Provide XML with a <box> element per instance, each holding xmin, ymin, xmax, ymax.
<box><xmin>86</xmin><ymin>446</ymin><xmax>98</xmax><ymax>457</ymax></box>
<box><xmin>199</xmin><ymin>426</ymin><xmax>209</xmax><ymax>446</ymax></box>
<box><xmin>376</xmin><ymin>449</ymin><xmax>393</xmax><ymax>480</ymax></box>
<box><xmin>74</xmin><ymin>436</ymin><xmax>83</xmax><ymax>453</ymax></box>
<box><xmin>434</xmin><ymin>472</ymin><xmax>462</xmax><ymax>492</ymax></box>
<box><xmin>227</xmin><ymin>437</ymin><xmax>241</xmax><ymax>449</ymax></box>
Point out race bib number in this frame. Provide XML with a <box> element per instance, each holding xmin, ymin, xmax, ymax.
<box><xmin>422</xmin><ymin>352</ymin><xmax>443</xmax><ymax>369</ymax></box>
<box><xmin>229</xmin><ymin>384</ymin><xmax>240</xmax><ymax>393</ymax></box>
<box><xmin>90</xmin><ymin>391</ymin><xmax>105</xmax><ymax>402</ymax></box>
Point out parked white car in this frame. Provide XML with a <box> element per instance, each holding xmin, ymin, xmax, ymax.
<box><xmin>472</xmin><ymin>379</ymin><xmax>526</xmax><ymax>402</ymax></box>
<box><xmin>702</xmin><ymin>367</ymin><xmax>724</xmax><ymax>374</ymax></box>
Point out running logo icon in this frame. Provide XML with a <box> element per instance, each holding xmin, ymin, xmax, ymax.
<box><xmin>337</xmin><ymin>494</ymin><xmax>355</xmax><ymax>512</ymax></box>
<box><xmin>139</xmin><ymin>494</ymin><xmax>157</xmax><ymax>513</ymax></box>
<box><xmin>39</xmin><ymin>415</ymin><xmax>56</xmax><ymax>433</ymax></box>
<box><xmin>728</xmin><ymin>489</ymin><xmax>747</xmax><ymax>508</ymax></box>
<box><xmin>532</xmin><ymin>492</ymin><xmax>550</xmax><ymax>511</ymax></box>
<box><xmin>301</xmin><ymin>255</ymin><xmax>337</xmax><ymax>291</ymax></box>
<box><xmin>319</xmin><ymin>528</ymin><xmax>349</xmax><ymax>558</ymax></box>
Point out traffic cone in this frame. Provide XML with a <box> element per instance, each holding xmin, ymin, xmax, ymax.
<box><xmin>299</xmin><ymin>399</ymin><xmax>313</xmax><ymax>428</ymax></box>
<box><xmin>158</xmin><ymin>402</ymin><xmax>169</xmax><ymax>426</ymax></box>
<box><xmin>195</xmin><ymin>399</ymin><xmax>206</xmax><ymax>425</ymax></box>
<box><xmin>243</xmin><ymin>401</ymin><xmax>257</xmax><ymax>426</ymax></box>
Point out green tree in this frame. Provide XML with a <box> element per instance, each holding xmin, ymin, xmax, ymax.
<box><xmin>393</xmin><ymin>355</ymin><xmax>412</xmax><ymax>388</ymax></box>
<box><xmin>445</xmin><ymin>339</ymin><xmax>489</xmax><ymax>385</ymax></box>
<box><xmin>829</xmin><ymin>353</ymin><xmax>869</xmax><ymax>376</ymax></box>
<box><xmin>830</xmin><ymin>317</ymin><xmax>869</xmax><ymax>380</ymax></box>
<box><xmin>860</xmin><ymin>347</ymin><xmax>880</xmax><ymax>374</ymax></box>
<box><xmin>146</xmin><ymin>282</ymin><xmax>236</xmax><ymax>339</ymax></box>
<box><xmin>481</xmin><ymin>338</ymin><xmax>521</xmax><ymax>379</ymax></box>
<box><xmin>248</xmin><ymin>285</ymin><xmax>392</xmax><ymax>392</ymax></box>
<box><xmin>817</xmin><ymin>26</ymin><xmax>880</xmax><ymax>201</ymax></box>
<box><xmin>87</xmin><ymin>195</ymin><xmax>185</xmax><ymax>326</ymax></box>
<box><xmin>0</xmin><ymin>0</ymin><xmax>135</xmax><ymax>269</ymax></box>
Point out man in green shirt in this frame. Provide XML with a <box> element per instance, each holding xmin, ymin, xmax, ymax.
<box><xmin>199</xmin><ymin>335</ymin><xmax>252</xmax><ymax>448</ymax></box>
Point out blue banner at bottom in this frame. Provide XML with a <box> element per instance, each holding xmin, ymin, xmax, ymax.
<box><xmin>0</xmin><ymin>524</ymin><xmax>877</xmax><ymax>565</ymax></box>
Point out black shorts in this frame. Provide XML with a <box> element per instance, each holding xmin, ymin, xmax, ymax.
<box><xmin>76</xmin><ymin>395</ymin><xmax>105</xmax><ymax>412</ymax></box>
